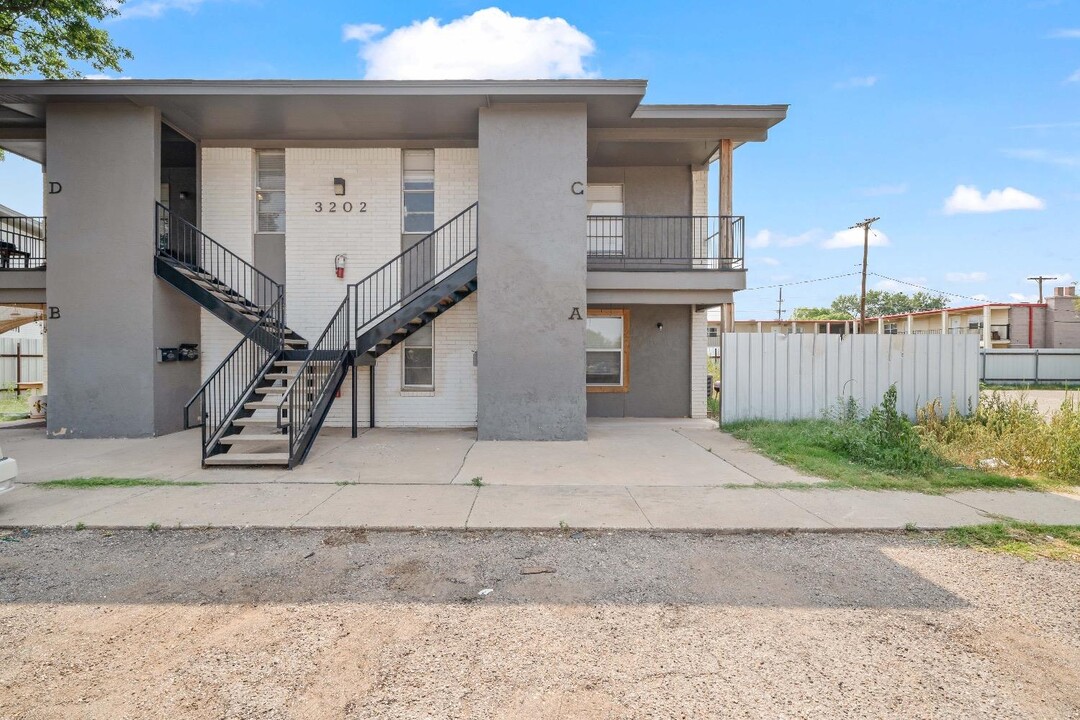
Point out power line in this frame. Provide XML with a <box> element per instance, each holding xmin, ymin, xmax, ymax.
<box><xmin>742</xmin><ymin>271</ymin><xmax>861</xmax><ymax>293</ymax></box>
<box><xmin>869</xmin><ymin>273</ymin><xmax>1008</xmax><ymax>304</ymax></box>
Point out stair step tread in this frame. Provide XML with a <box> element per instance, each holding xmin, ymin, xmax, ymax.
<box><xmin>275</xmin><ymin>360</ymin><xmax>309</xmax><ymax>367</ymax></box>
<box><xmin>245</xmin><ymin>400</ymin><xmax>284</xmax><ymax>410</ymax></box>
<box><xmin>232</xmin><ymin>418</ymin><xmax>290</xmax><ymax>426</ymax></box>
<box><xmin>255</xmin><ymin>386</ymin><xmax>288</xmax><ymax>394</ymax></box>
<box><xmin>264</xmin><ymin>372</ymin><xmax>300</xmax><ymax>380</ymax></box>
<box><xmin>205</xmin><ymin>453</ymin><xmax>289</xmax><ymax>466</ymax></box>
<box><xmin>219</xmin><ymin>434</ymin><xmax>288</xmax><ymax>444</ymax></box>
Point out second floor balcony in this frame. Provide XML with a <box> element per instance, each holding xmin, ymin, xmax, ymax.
<box><xmin>586</xmin><ymin>215</ymin><xmax>744</xmax><ymax>272</ymax></box>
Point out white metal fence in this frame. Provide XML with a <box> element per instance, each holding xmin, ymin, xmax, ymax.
<box><xmin>0</xmin><ymin>337</ymin><xmax>44</xmax><ymax>390</ymax></box>
<box><xmin>981</xmin><ymin>348</ymin><xmax>1080</xmax><ymax>384</ymax></box>
<box><xmin>719</xmin><ymin>333</ymin><xmax>980</xmax><ymax>423</ymax></box>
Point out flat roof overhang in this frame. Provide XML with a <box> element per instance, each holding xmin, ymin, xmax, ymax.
<box><xmin>0</xmin><ymin>79</ymin><xmax>787</xmax><ymax>166</ymax></box>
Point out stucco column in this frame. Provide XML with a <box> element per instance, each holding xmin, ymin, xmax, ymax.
<box><xmin>45</xmin><ymin>103</ymin><xmax>199</xmax><ymax>437</ymax></box>
<box><xmin>877</xmin><ymin>317</ymin><xmax>884</xmax><ymax>333</ymax></box>
<box><xmin>477</xmin><ymin>103</ymin><xmax>587</xmax><ymax>441</ymax></box>
<box><xmin>941</xmin><ymin>310</ymin><xmax>948</xmax><ymax>334</ymax></box>
<box><xmin>718</xmin><ymin>139</ymin><xmax>733</xmax><ymax>266</ymax></box>
<box><xmin>982</xmin><ymin>305</ymin><xmax>992</xmax><ymax>347</ymax></box>
<box><xmin>906</xmin><ymin>315</ymin><xmax>914</xmax><ymax>334</ymax></box>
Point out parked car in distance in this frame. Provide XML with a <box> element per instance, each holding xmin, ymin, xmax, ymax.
<box><xmin>0</xmin><ymin>443</ymin><xmax>17</xmax><ymax>495</ymax></box>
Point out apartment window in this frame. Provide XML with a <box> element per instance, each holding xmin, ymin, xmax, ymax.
<box><xmin>403</xmin><ymin>149</ymin><xmax>435</xmax><ymax>234</ymax></box>
<box><xmin>707</xmin><ymin>327</ymin><xmax>718</xmax><ymax>338</ymax></box>
<box><xmin>586</xmin><ymin>309</ymin><xmax>630</xmax><ymax>392</ymax></box>
<box><xmin>586</xmin><ymin>184</ymin><xmax>624</xmax><ymax>255</ymax></box>
<box><xmin>255</xmin><ymin>150</ymin><xmax>286</xmax><ymax>233</ymax></box>
<box><xmin>883</xmin><ymin>322</ymin><xmax>898</xmax><ymax>335</ymax></box>
<box><xmin>402</xmin><ymin>324</ymin><xmax>434</xmax><ymax>389</ymax></box>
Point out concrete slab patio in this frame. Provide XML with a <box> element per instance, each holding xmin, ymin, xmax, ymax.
<box><xmin>2</xmin><ymin>418</ymin><xmax>1079</xmax><ymax>532</ymax></box>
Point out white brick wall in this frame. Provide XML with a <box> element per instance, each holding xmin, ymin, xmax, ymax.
<box><xmin>198</xmin><ymin>145</ymin><xmax>481</xmax><ymax>427</ymax></box>
<box><xmin>691</xmin><ymin>306</ymin><xmax>707</xmax><ymax>418</ymax></box>
<box><xmin>435</xmin><ymin>148</ymin><xmax>479</xmax><ymax>225</ymax></box>
<box><xmin>328</xmin><ymin>293</ymin><xmax>478</xmax><ymax>428</ymax></box>
<box><xmin>199</xmin><ymin>147</ymin><xmax>252</xmax><ymax>380</ymax></box>
<box><xmin>692</xmin><ymin>168</ymin><xmax>709</xmax><ymax>216</ymax></box>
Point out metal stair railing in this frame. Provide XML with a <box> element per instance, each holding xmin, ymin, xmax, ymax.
<box><xmin>184</xmin><ymin>294</ymin><xmax>286</xmax><ymax>463</ymax></box>
<box><xmin>156</xmin><ymin>202</ymin><xmax>283</xmax><ymax>312</ymax></box>
<box><xmin>352</xmin><ymin>202</ymin><xmax>477</xmax><ymax>339</ymax></box>
<box><xmin>279</xmin><ymin>296</ymin><xmax>351</xmax><ymax>466</ymax></box>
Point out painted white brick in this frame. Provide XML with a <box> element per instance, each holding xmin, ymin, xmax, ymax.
<box><xmin>692</xmin><ymin>168</ymin><xmax>709</xmax><ymax>216</ymax></box>
<box><xmin>198</xmin><ymin>147</ymin><xmax>252</xmax><ymax>381</ymax></box>
<box><xmin>197</xmin><ymin>146</ymin><xmax>481</xmax><ymax>427</ymax></box>
<box><xmin>691</xmin><ymin>306</ymin><xmax>707</xmax><ymax>418</ymax></box>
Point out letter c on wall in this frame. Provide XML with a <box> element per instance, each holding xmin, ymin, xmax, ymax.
<box><xmin>570</xmin><ymin>181</ymin><xmax>584</xmax><ymax>195</ymax></box>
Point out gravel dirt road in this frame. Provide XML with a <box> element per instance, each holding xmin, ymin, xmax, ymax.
<box><xmin>1</xmin><ymin>528</ymin><xmax>1078</xmax><ymax>719</ymax></box>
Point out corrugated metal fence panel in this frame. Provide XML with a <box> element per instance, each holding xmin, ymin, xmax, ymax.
<box><xmin>720</xmin><ymin>333</ymin><xmax>979</xmax><ymax>423</ymax></box>
<box><xmin>0</xmin><ymin>337</ymin><xmax>45</xmax><ymax>389</ymax></box>
<box><xmin>980</xmin><ymin>349</ymin><xmax>1080</xmax><ymax>383</ymax></box>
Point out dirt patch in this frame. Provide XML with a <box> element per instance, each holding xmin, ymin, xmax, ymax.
<box><xmin>0</xmin><ymin>529</ymin><xmax>1078</xmax><ymax>719</ymax></box>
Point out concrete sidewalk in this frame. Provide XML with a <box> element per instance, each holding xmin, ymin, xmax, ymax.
<box><xmin>2</xmin><ymin>482</ymin><xmax>1079</xmax><ymax>531</ymax></box>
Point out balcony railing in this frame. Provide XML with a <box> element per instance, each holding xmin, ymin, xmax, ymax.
<box><xmin>0</xmin><ymin>216</ymin><xmax>46</xmax><ymax>270</ymax></box>
<box><xmin>586</xmin><ymin>215</ymin><xmax>744</xmax><ymax>271</ymax></box>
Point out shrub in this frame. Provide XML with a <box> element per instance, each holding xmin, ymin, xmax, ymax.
<box><xmin>825</xmin><ymin>386</ymin><xmax>939</xmax><ymax>475</ymax></box>
<box><xmin>918</xmin><ymin>391</ymin><xmax>1080</xmax><ymax>484</ymax></box>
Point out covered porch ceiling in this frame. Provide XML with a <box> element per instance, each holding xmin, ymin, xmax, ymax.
<box><xmin>0</xmin><ymin>79</ymin><xmax>787</xmax><ymax>166</ymax></box>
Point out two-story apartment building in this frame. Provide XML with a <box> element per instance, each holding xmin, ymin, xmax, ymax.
<box><xmin>0</xmin><ymin>79</ymin><xmax>786</xmax><ymax>467</ymax></box>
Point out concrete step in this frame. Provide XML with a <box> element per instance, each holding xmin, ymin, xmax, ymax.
<box><xmin>264</xmin><ymin>372</ymin><xmax>301</xmax><ymax>380</ymax></box>
<box><xmin>219</xmin><ymin>434</ymin><xmax>288</xmax><ymax>444</ymax></box>
<box><xmin>232</xmin><ymin>417</ymin><xmax>289</xmax><ymax>427</ymax></box>
<box><xmin>275</xmin><ymin>360</ymin><xmax>309</xmax><ymax>368</ymax></box>
<box><xmin>254</xmin><ymin>386</ymin><xmax>288</xmax><ymax>395</ymax></box>
<box><xmin>244</xmin><ymin>400</ymin><xmax>284</xmax><ymax>411</ymax></box>
<box><xmin>205</xmin><ymin>453</ymin><xmax>289</xmax><ymax>466</ymax></box>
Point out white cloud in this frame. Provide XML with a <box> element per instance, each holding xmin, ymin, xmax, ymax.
<box><xmin>1004</xmin><ymin>148</ymin><xmax>1080</xmax><ymax>166</ymax></box>
<box><xmin>945</xmin><ymin>271</ymin><xmax>989</xmax><ymax>283</ymax></box>
<box><xmin>119</xmin><ymin>0</ymin><xmax>207</xmax><ymax>19</ymax></box>
<box><xmin>822</xmin><ymin>226</ymin><xmax>891</xmax><ymax>250</ymax></box>
<box><xmin>834</xmin><ymin>75</ymin><xmax>878</xmax><ymax>89</ymax></box>
<box><xmin>875</xmin><ymin>276</ymin><xmax>926</xmax><ymax>292</ymax></box>
<box><xmin>859</xmin><ymin>183</ymin><xmax>908</xmax><ymax>197</ymax></box>
<box><xmin>942</xmin><ymin>185</ymin><xmax>1046</xmax><ymax>214</ymax></box>
<box><xmin>971</xmin><ymin>294</ymin><xmax>990</xmax><ymax>301</ymax></box>
<box><xmin>1048</xmin><ymin>28</ymin><xmax>1080</xmax><ymax>38</ymax></box>
<box><xmin>343</xmin><ymin>7</ymin><xmax>596</xmax><ymax>80</ymax></box>
<box><xmin>747</xmin><ymin>228</ymin><xmax>821</xmax><ymax>249</ymax></box>
<box><xmin>1067</xmin><ymin>68</ymin><xmax>1080</xmax><ymax>83</ymax></box>
<box><xmin>758</xmin><ymin>256</ymin><xmax>781</xmax><ymax>266</ymax></box>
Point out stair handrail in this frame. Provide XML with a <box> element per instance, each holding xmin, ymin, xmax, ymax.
<box><xmin>156</xmin><ymin>202</ymin><xmax>283</xmax><ymax>312</ymax></box>
<box><xmin>183</xmin><ymin>294</ymin><xmax>286</xmax><ymax>461</ymax></box>
<box><xmin>352</xmin><ymin>202</ymin><xmax>477</xmax><ymax>338</ymax></box>
<box><xmin>278</xmin><ymin>295</ymin><xmax>351</xmax><ymax>466</ymax></box>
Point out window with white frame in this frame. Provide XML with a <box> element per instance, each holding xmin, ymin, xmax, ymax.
<box><xmin>403</xmin><ymin>149</ymin><xmax>435</xmax><ymax>234</ymax></box>
<box><xmin>255</xmin><ymin>150</ymin><xmax>286</xmax><ymax>233</ymax></box>
<box><xmin>402</xmin><ymin>324</ymin><xmax>434</xmax><ymax>389</ymax></box>
<box><xmin>883</xmin><ymin>322</ymin><xmax>898</xmax><ymax>334</ymax></box>
<box><xmin>586</xmin><ymin>184</ymin><xmax>624</xmax><ymax>255</ymax></box>
<box><xmin>586</xmin><ymin>310</ymin><xmax>629</xmax><ymax>391</ymax></box>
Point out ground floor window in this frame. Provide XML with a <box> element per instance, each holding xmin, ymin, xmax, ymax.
<box><xmin>586</xmin><ymin>308</ymin><xmax>630</xmax><ymax>392</ymax></box>
<box><xmin>402</xmin><ymin>324</ymin><xmax>434</xmax><ymax>389</ymax></box>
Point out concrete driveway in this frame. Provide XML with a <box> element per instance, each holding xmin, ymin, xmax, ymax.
<box><xmin>1</xmin><ymin>418</ymin><xmax>821</xmax><ymax>488</ymax></box>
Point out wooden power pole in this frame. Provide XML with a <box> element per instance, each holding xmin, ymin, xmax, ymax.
<box><xmin>1026</xmin><ymin>275</ymin><xmax>1057</xmax><ymax>304</ymax></box>
<box><xmin>851</xmin><ymin>217</ymin><xmax>880</xmax><ymax>333</ymax></box>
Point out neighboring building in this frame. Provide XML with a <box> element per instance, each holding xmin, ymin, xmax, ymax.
<box><xmin>709</xmin><ymin>287</ymin><xmax>1079</xmax><ymax>351</ymax></box>
<box><xmin>863</xmin><ymin>288</ymin><xmax>1079</xmax><ymax>349</ymax></box>
<box><xmin>0</xmin><ymin>78</ymin><xmax>787</xmax><ymax>466</ymax></box>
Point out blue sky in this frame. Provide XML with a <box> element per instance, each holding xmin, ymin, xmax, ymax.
<box><xmin>1</xmin><ymin>0</ymin><xmax>1077</xmax><ymax>315</ymax></box>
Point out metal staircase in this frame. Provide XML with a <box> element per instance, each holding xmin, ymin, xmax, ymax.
<box><xmin>159</xmin><ymin>201</ymin><xmax>478</xmax><ymax>469</ymax></box>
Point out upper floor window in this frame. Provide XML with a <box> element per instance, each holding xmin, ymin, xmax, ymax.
<box><xmin>255</xmin><ymin>150</ymin><xmax>286</xmax><ymax>233</ymax></box>
<box><xmin>403</xmin><ymin>149</ymin><xmax>435</xmax><ymax>234</ymax></box>
<box><xmin>586</xmin><ymin>184</ymin><xmax>624</xmax><ymax>255</ymax></box>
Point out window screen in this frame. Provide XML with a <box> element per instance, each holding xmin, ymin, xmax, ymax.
<box><xmin>256</xmin><ymin>150</ymin><xmax>286</xmax><ymax>233</ymax></box>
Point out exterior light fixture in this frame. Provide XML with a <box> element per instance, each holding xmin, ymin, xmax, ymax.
<box><xmin>334</xmin><ymin>177</ymin><xmax>346</xmax><ymax>196</ymax></box>
<box><xmin>656</xmin><ymin>322</ymin><xmax>664</xmax><ymax>332</ymax></box>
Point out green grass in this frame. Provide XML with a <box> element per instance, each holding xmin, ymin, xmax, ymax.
<box><xmin>0</xmin><ymin>391</ymin><xmax>29</xmax><ymax>419</ymax></box>
<box><xmin>981</xmin><ymin>383</ymin><xmax>1078</xmax><ymax>392</ymax></box>
<box><xmin>937</xmin><ymin>521</ymin><xmax>1080</xmax><ymax>561</ymax></box>
<box><xmin>38</xmin><ymin>477</ymin><xmax>204</xmax><ymax>489</ymax></box>
<box><xmin>726</xmin><ymin>419</ymin><xmax>1034</xmax><ymax>494</ymax></box>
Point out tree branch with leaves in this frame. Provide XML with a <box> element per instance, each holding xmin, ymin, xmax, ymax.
<box><xmin>0</xmin><ymin>1</ymin><xmax>131</xmax><ymax>79</ymax></box>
